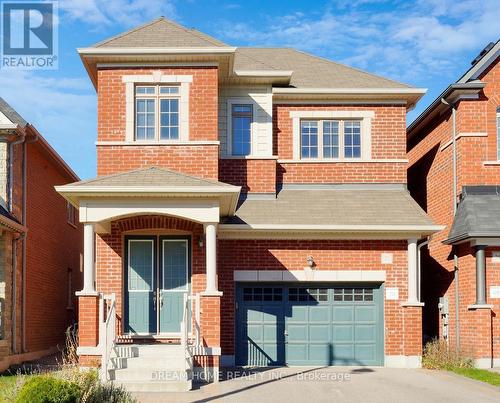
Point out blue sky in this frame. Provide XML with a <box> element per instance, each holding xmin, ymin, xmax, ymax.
<box><xmin>1</xmin><ymin>0</ymin><xmax>499</xmax><ymax>179</ymax></box>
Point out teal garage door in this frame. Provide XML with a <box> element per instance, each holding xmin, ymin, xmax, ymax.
<box><xmin>236</xmin><ymin>284</ymin><xmax>383</xmax><ymax>366</ymax></box>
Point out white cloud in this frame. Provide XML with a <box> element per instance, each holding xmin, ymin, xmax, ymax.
<box><xmin>59</xmin><ymin>0</ymin><xmax>177</xmax><ymax>27</ymax></box>
<box><xmin>216</xmin><ymin>0</ymin><xmax>500</xmax><ymax>84</ymax></box>
<box><xmin>0</xmin><ymin>71</ymin><xmax>97</xmax><ymax>178</ymax></box>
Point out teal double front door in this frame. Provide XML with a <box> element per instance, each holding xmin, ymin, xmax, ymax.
<box><xmin>124</xmin><ymin>236</ymin><xmax>190</xmax><ymax>335</ymax></box>
<box><xmin>236</xmin><ymin>284</ymin><xmax>384</xmax><ymax>366</ymax></box>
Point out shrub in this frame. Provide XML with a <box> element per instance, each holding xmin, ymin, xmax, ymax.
<box><xmin>422</xmin><ymin>339</ymin><xmax>474</xmax><ymax>370</ymax></box>
<box><xmin>15</xmin><ymin>376</ymin><xmax>80</xmax><ymax>403</ymax></box>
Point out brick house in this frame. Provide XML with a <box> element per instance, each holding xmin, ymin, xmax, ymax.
<box><xmin>56</xmin><ymin>18</ymin><xmax>440</xmax><ymax>391</ymax></box>
<box><xmin>408</xmin><ymin>40</ymin><xmax>500</xmax><ymax>368</ymax></box>
<box><xmin>0</xmin><ymin>98</ymin><xmax>83</xmax><ymax>372</ymax></box>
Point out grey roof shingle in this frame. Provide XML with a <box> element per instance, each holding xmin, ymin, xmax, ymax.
<box><xmin>70</xmin><ymin>166</ymin><xmax>235</xmax><ymax>188</ymax></box>
<box><xmin>446</xmin><ymin>186</ymin><xmax>500</xmax><ymax>244</ymax></box>
<box><xmin>93</xmin><ymin>17</ymin><xmax>229</xmax><ymax>48</ymax></box>
<box><xmin>223</xmin><ymin>188</ymin><xmax>434</xmax><ymax>226</ymax></box>
<box><xmin>89</xmin><ymin>17</ymin><xmax>412</xmax><ymax>90</ymax></box>
<box><xmin>235</xmin><ymin>48</ymin><xmax>411</xmax><ymax>89</ymax></box>
<box><xmin>0</xmin><ymin>97</ymin><xmax>27</xmax><ymax>127</ymax></box>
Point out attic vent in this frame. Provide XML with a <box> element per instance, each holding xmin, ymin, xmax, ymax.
<box><xmin>471</xmin><ymin>42</ymin><xmax>495</xmax><ymax>66</ymax></box>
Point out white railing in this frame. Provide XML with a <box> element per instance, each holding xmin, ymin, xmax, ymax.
<box><xmin>98</xmin><ymin>293</ymin><xmax>116</xmax><ymax>382</ymax></box>
<box><xmin>180</xmin><ymin>293</ymin><xmax>202</xmax><ymax>369</ymax></box>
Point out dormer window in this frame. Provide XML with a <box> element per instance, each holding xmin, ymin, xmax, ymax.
<box><xmin>135</xmin><ymin>85</ymin><xmax>180</xmax><ymax>141</ymax></box>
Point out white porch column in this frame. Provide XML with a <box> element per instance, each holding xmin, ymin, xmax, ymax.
<box><xmin>204</xmin><ymin>223</ymin><xmax>220</xmax><ymax>294</ymax></box>
<box><xmin>407</xmin><ymin>238</ymin><xmax>418</xmax><ymax>303</ymax></box>
<box><xmin>82</xmin><ymin>223</ymin><xmax>96</xmax><ymax>293</ymax></box>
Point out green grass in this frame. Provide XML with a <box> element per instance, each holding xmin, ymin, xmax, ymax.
<box><xmin>0</xmin><ymin>373</ymin><xmax>22</xmax><ymax>402</ymax></box>
<box><xmin>449</xmin><ymin>367</ymin><xmax>500</xmax><ymax>387</ymax></box>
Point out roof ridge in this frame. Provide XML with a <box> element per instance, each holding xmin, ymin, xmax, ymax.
<box><xmin>290</xmin><ymin>48</ymin><xmax>412</xmax><ymax>88</ymax></box>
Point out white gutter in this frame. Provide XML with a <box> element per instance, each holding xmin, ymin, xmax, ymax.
<box><xmin>78</xmin><ymin>47</ymin><xmax>237</xmax><ymax>55</ymax></box>
<box><xmin>219</xmin><ymin>224</ymin><xmax>445</xmax><ymax>232</ymax></box>
<box><xmin>272</xmin><ymin>87</ymin><xmax>427</xmax><ymax>95</ymax></box>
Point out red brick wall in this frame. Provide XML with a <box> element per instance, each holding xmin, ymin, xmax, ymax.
<box><xmin>97</xmin><ymin>145</ymin><xmax>219</xmax><ymax>179</ymax></box>
<box><xmin>274</xmin><ymin>104</ymin><xmax>408</xmax><ymax>184</ymax></box>
<box><xmin>78</xmin><ymin>296</ymin><xmax>99</xmax><ymax>347</ymax></box>
<box><xmin>24</xmin><ymin>141</ymin><xmax>83</xmax><ymax>352</ymax></box>
<box><xmin>218</xmin><ymin>159</ymin><xmax>276</xmax><ymax>193</ymax></box>
<box><xmin>218</xmin><ymin>239</ymin><xmax>420</xmax><ymax>358</ymax></box>
<box><xmin>407</xmin><ymin>56</ymin><xmax>500</xmax><ymax>360</ymax></box>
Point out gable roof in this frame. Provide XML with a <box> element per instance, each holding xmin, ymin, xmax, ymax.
<box><xmin>92</xmin><ymin>17</ymin><xmax>229</xmax><ymax>48</ymax></box>
<box><xmin>445</xmin><ymin>186</ymin><xmax>500</xmax><ymax>244</ymax></box>
<box><xmin>235</xmin><ymin>48</ymin><xmax>411</xmax><ymax>89</ymax></box>
<box><xmin>67</xmin><ymin>166</ymin><xmax>236</xmax><ymax>189</ymax></box>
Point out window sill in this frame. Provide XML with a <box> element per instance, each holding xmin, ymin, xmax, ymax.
<box><xmin>96</xmin><ymin>140</ymin><xmax>220</xmax><ymax>146</ymax></box>
<box><xmin>220</xmin><ymin>155</ymin><xmax>279</xmax><ymax>160</ymax></box>
<box><xmin>278</xmin><ymin>158</ymin><xmax>408</xmax><ymax>164</ymax></box>
<box><xmin>483</xmin><ymin>161</ymin><xmax>500</xmax><ymax>166</ymax></box>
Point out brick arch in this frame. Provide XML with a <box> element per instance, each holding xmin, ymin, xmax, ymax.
<box><xmin>112</xmin><ymin>215</ymin><xmax>202</xmax><ymax>233</ymax></box>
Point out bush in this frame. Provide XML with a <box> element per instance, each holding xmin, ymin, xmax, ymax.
<box><xmin>16</xmin><ymin>376</ymin><xmax>80</xmax><ymax>403</ymax></box>
<box><xmin>422</xmin><ymin>339</ymin><xmax>474</xmax><ymax>370</ymax></box>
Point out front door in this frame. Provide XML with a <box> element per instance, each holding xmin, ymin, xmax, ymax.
<box><xmin>125</xmin><ymin>235</ymin><xmax>190</xmax><ymax>335</ymax></box>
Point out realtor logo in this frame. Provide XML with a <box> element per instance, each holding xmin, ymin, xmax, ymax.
<box><xmin>1</xmin><ymin>1</ymin><xmax>58</xmax><ymax>69</ymax></box>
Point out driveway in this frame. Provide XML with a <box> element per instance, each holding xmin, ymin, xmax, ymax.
<box><xmin>132</xmin><ymin>366</ymin><xmax>500</xmax><ymax>403</ymax></box>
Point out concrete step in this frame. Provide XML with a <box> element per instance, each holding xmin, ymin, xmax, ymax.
<box><xmin>123</xmin><ymin>356</ymin><xmax>188</xmax><ymax>369</ymax></box>
<box><xmin>110</xmin><ymin>368</ymin><xmax>190</xmax><ymax>382</ymax></box>
<box><xmin>114</xmin><ymin>380</ymin><xmax>192</xmax><ymax>393</ymax></box>
<box><xmin>116</xmin><ymin>344</ymin><xmax>185</xmax><ymax>359</ymax></box>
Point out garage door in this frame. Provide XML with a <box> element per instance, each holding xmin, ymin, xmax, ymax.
<box><xmin>235</xmin><ymin>284</ymin><xmax>383</xmax><ymax>366</ymax></box>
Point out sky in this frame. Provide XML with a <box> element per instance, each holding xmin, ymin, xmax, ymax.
<box><xmin>1</xmin><ymin>0</ymin><xmax>499</xmax><ymax>179</ymax></box>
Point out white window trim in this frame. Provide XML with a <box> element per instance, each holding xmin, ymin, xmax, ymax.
<box><xmin>227</xmin><ymin>98</ymin><xmax>258</xmax><ymax>157</ymax></box>
<box><xmin>290</xmin><ymin>110</ymin><xmax>373</xmax><ymax>160</ymax></box>
<box><xmin>123</xmin><ymin>72</ymin><xmax>192</xmax><ymax>142</ymax></box>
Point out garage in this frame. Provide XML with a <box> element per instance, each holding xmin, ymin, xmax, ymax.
<box><xmin>235</xmin><ymin>284</ymin><xmax>384</xmax><ymax>366</ymax></box>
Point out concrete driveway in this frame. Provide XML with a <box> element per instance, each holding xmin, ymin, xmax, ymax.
<box><xmin>133</xmin><ymin>367</ymin><xmax>500</xmax><ymax>403</ymax></box>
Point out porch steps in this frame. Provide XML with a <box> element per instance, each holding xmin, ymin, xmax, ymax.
<box><xmin>108</xmin><ymin>344</ymin><xmax>192</xmax><ymax>392</ymax></box>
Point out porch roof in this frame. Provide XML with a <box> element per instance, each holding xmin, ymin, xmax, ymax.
<box><xmin>55</xmin><ymin>167</ymin><xmax>241</xmax><ymax>219</ymax></box>
<box><xmin>220</xmin><ymin>185</ymin><xmax>442</xmax><ymax>238</ymax></box>
<box><xmin>444</xmin><ymin>186</ymin><xmax>500</xmax><ymax>245</ymax></box>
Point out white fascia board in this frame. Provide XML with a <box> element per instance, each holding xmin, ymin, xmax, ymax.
<box><xmin>219</xmin><ymin>224</ymin><xmax>444</xmax><ymax>232</ymax></box>
<box><xmin>234</xmin><ymin>69</ymin><xmax>293</xmax><ymax>77</ymax></box>
<box><xmin>0</xmin><ymin>124</ymin><xmax>17</xmax><ymax>130</ymax></box>
<box><xmin>55</xmin><ymin>185</ymin><xmax>241</xmax><ymax>195</ymax></box>
<box><xmin>78</xmin><ymin>47</ymin><xmax>237</xmax><ymax>55</ymax></box>
<box><xmin>272</xmin><ymin>87</ymin><xmax>427</xmax><ymax>95</ymax></box>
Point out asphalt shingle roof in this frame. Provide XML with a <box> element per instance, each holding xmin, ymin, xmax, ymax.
<box><xmin>93</xmin><ymin>17</ymin><xmax>229</xmax><ymax>48</ymax></box>
<box><xmin>70</xmin><ymin>166</ymin><xmax>235</xmax><ymax>188</ymax></box>
<box><xmin>90</xmin><ymin>17</ymin><xmax>412</xmax><ymax>90</ymax></box>
<box><xmin>446</xmin><ymin>186</ymin><xmax>500</xmax><ymax>244</ymax></box>
<box><xmin>0</xmin><ymin>97</ymin><xmax>27</xmax><ymax>127</ymax></box>
<box><xmin>223</xmin><ymin>187</ymin><xmax>434</xmax><ymax>226</ymax></box>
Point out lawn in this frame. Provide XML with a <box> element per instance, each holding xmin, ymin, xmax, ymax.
<box><xmin>0</xmin><ymin>373</ymin><xmax>21</xmax><ymax>402</ymax></box>
<box><xmin>449</xmin><ymin>368</ymin><xmax>500</xmax><ymax>387</ymax></box>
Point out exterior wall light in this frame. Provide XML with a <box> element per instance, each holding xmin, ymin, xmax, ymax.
<box><xmin>198</xmin><ymin>237</ymin><xmax>203</xmax><ymax>248</ymax></box>
<box><xmin>306</xmin><ymin>255</ymin><xmax>315</xmax><ymax>268</ymax></box>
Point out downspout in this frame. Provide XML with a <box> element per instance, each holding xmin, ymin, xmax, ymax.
<box><xmin>7</xmin><ymin>134</ymin><xmax>25</xmax><ymax>354</ymax></box>
<box><xmin>441</xmin><ymin>98</ymin><xmax>460</xmax><ymax>350</ymax></box>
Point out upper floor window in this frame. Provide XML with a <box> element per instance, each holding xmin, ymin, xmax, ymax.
<box><xmin>497</xmin><ymin>107</ymin><xmax>500</xmax><ymax>160</ymax></box>
<box><xmin>135</xmin><ymin>85</ymin><xmax>180</xmax><ymax>141</ymax></box>
<box><xmin>231</xmin><ymin>104</ymin><xmax>253</xmax><ymax>156</ymax></box>
<box><xmin>300</xmin><ymin>119</ymin><xmax>362</xmax><ymax>160</ymax></box>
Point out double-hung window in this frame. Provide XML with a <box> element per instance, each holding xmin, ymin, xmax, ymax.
<box><xmin>300</xmin><ymin>119</ymin><xmax>361</xmax><ymax>160</ymax></box>
<box><xmin>135</xmin><ymin>85</ymin><xmax>180</xmax><ymax>141</ymax></box>
<box><xmin>231</xmin><ymin>104</ymin><xmax>253</xmax><ymax>156</ymax></box>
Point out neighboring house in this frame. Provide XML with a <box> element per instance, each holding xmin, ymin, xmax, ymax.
<box><xmin>56</xmin><ymin>18</ymin><xmax>440</xmax><ymax>391</ymax></box>
<box><xmin>407</xmin><ymin>40</ymin><xmax>500</xmax><ymax>368</ymax></box>
<box><xmin>0</xmin><ymin>98</ymin><xmax>83</xmax><ymax>372</ymax></box>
